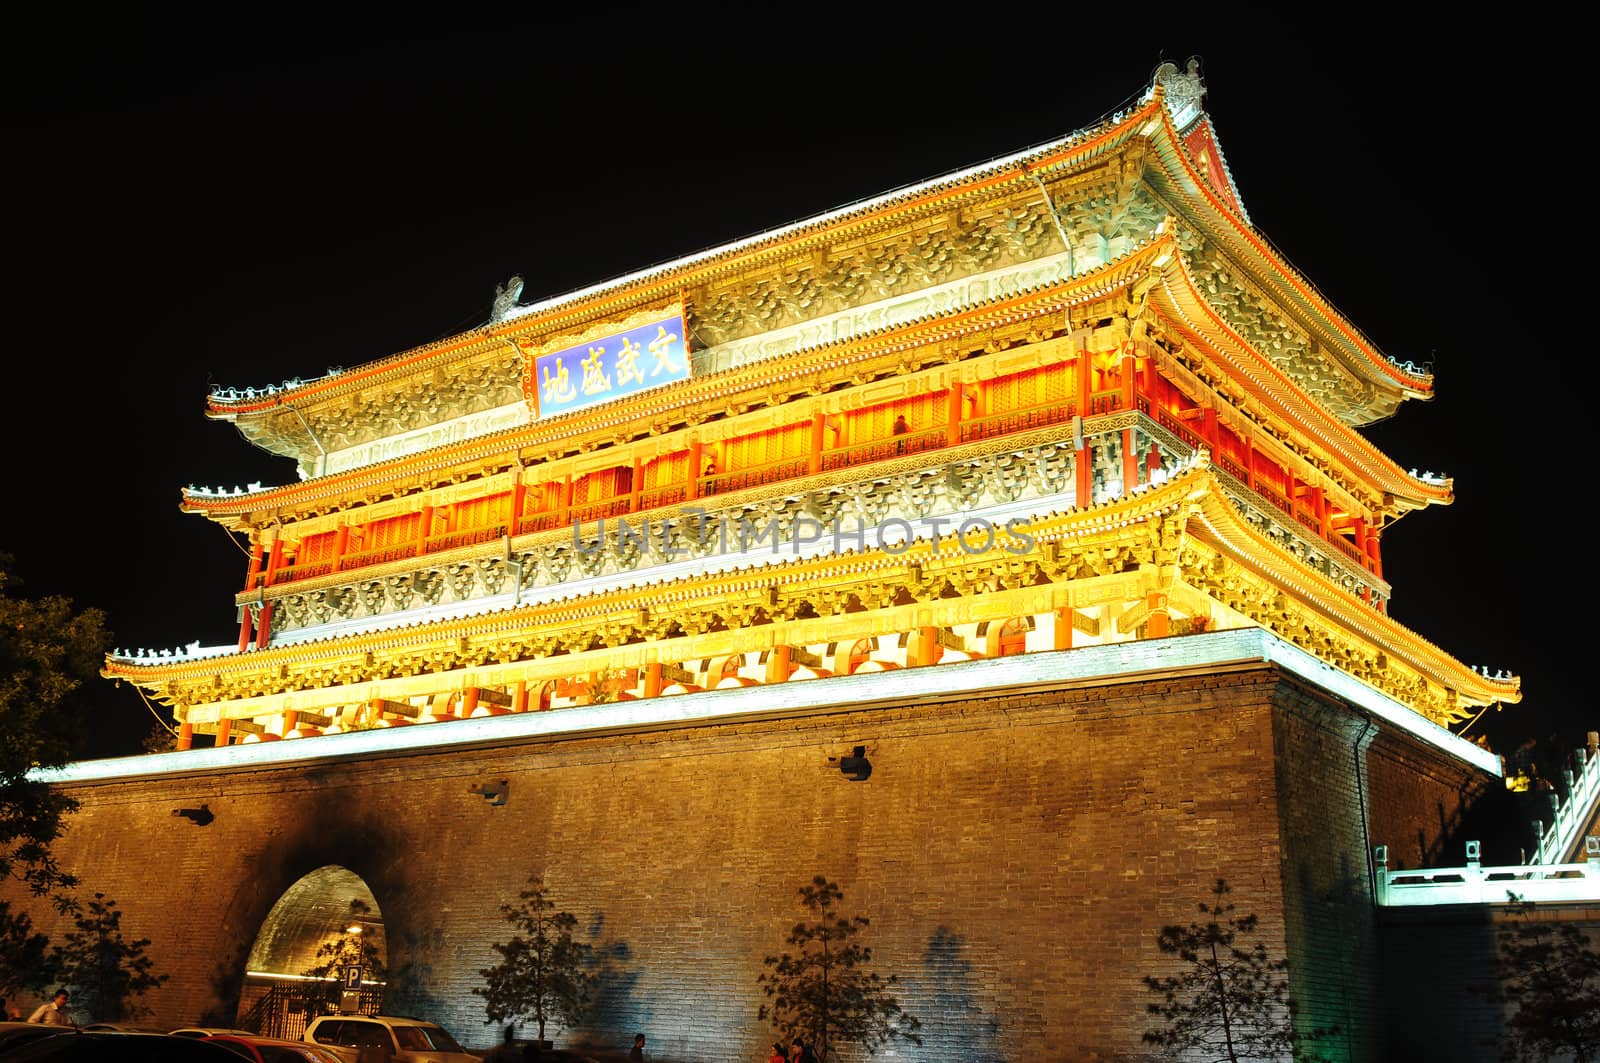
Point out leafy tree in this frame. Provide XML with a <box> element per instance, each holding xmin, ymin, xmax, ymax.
<box><xmin>1497</xmin><ymin>892</ymin><xmax>1600</xmax><ymax>1062</ymax></box>
<box><xmin>0</xmin><ymin>557</ymin><xmax>110</xmax><ymax>902</ymax></box>
<box><xmin>301</xmin><ymin>899</ymin><xmax>386</xmax><ymax>1008</ymax></box>
<box><xmin>1142</xmin><ymin>878</ymin><xmax>1331</xmax><ymax>1062</ymax></box>
<box><xmin>0</xmin><ymin>900</ymin><xmax>53</xmax><ymax>999</ymax></box>
<box><xmin>48</xmin><ymin>892</ymin><xmax>166</xmax><ymax>1022</ymax></box>
<box><xmin>475</xmin><ymin>873</ymin><xmax>591</xmax><ymax>1044</ymax></box>
<box><xmin>757</xmin><ymin>876</ymin><xmax>921</xmax><ymax>1062</ymax></box>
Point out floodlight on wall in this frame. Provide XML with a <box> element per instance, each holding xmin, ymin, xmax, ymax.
<box><xmin>1465</xmin><ymin>840</ymin><xmax>1481</xmax><ymax>865</ymax></box>
<box><xmin>172</xmin><ymin>804</ymin><xmax>214</xmax><ymax>826</ymax></box>
<box><xmin>1586</xmin><ymin>836</ymin><xmax>1600</xmax><ymax>858</ymax></box>
<box><xmin>468</xmin><ymin>779</ymin><xmax>508</xmax><ymax>806</ymax></box>
<box><xmin>830</xmin><ymin>746</ymin><xmax>872</xmax><ymax>782</ymax></box>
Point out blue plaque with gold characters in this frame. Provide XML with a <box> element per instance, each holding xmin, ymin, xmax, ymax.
<box><xmin>525</xmin><ymin>312</ymin><xmax>690</xmax><ymax>418</ymax></box>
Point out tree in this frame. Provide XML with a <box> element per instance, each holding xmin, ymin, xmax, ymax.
<box><xmin>757</xmin><ymin>876</ymin><xmax>921</xmax><ymax>1062</ymax></box>
<box><xmin>0</xmin><ymin>557</ymin><xmax>111</xmax><ymax>902</ymax></box>
<box><xmin>1142</xmin><ymin>878</ymin><xmax>1331</xmax><ymax>1062</ymax></box>
<box><xmin>301</xmin><ymin>899</ymin><xmax>387</xmax><ymax>1008</ymax></box>
<box><xmin>475</xmin><ymin>873</ymin><xmax>591</xmax><ymax>1045</ymax></box>
<box><xmin>48</xmin><ymin>893</ymin><xmax>166</xmax><ymax>1022</ymax></box>
<box><xmin>0</xmin><ymin>900</ymin><xmax>53</xmax><ymax>999</ymax></box>
<box><xmin>1497</xmin><ymin>892</ymin><xmax>1600</xmax><ymax>1062</ymax></box>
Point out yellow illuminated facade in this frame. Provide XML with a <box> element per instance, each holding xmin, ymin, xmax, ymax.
<box><xmin>105</xmin><ymin>64</ymin><xmax>1518</xmax><ymax>750</ymax></box>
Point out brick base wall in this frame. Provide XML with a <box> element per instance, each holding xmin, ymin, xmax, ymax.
<box><xmin>4</xmin><ymin>664</ymin><xmax>1493</xmax><ymax>1062</ymax></box>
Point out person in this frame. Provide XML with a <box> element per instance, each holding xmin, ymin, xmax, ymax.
<box><xmin>0</xmin><ymin>996</ymin><xmax>11</xmax><ymax>1021</ymax></box>
<box><xmin>798</xmin><ymin>1043</ymin><xmax>818</xmax><ymax>1063</ymax></box>
<box><xmin>27</xmin><ymin>989</ymin><xmax>71</xmax><ymax>1025</ymax></box>
<box><xmin>891</xmin><ymin>413</ymin><xmax>909</xmax><ymax>454</ymax></box>
<box><xmin>767</xmin><ymin>1042</ymin><xmax>787</xmax><ymax>1063</ymax></box>
<box><xmin>483</xmin><ymin>1025</ymin><xmax>521</xmax><ymax>1062</ymax></box>
<box><xmin>629</xmin><ymin>1032</ymin><xmax>646</xmax><ymax>1060</ymax></box>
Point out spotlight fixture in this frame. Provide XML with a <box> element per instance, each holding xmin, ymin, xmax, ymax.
<box><xmin>171</xmin><ymin>804</ymin><xmax>214</xmax><ymax>826</ymax></box>
<box><xmin>832</xmin><ymin>745</ymin><xmax>872</xmax><ymax>782</ymax></box>
<box><xmin>468</xmin><ymin>779</ymin><xmax>509</xmax><ymax>806</ymax></box>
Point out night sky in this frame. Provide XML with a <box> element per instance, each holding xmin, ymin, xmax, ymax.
<box><xmin>2</xmin><ymin>8</ymin><xmax>1570</xmax><ymax>760</ymax></box>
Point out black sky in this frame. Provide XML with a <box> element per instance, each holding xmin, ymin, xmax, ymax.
<box><xmin>1</xmin><ymin>6</ymin><xmax>1571</xmax><ymax>759</ymax></box>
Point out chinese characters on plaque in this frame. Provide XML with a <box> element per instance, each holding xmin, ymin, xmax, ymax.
<box><xmin>530</xmin><ymin>313</ymin><xmax>690</xmax><ymax>418</ymax></box>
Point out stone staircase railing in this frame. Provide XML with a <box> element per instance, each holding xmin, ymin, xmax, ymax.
<box><xmin>1376</xmin><ymin>839</ymin><xmax>1600</xmax><ymax>907</ymax></box>
<box><xmin>1526</xmin><ymin>742</ymin><xmax>1600</xmax><ymax>866</ymax></box>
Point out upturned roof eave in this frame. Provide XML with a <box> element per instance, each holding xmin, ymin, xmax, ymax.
<box><xmin>1144</xmin><ymin>104</ymin><xmax>1433</xmax><ymax>409</ymax></box>
<box><xmin>204</xmin><ymin>100</ymin><xmax>1166</xmax><ymax>422</ymax></box>
<box><xmin>1153</xmin><ymin>248</ymin><xmax>1451</xmax><ymax>512</ymax></box>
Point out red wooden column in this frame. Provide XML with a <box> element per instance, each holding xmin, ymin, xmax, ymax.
<box><xmin>254</xmin><ymin>603</ymin><xmax>273</xmax><ymax>649</ymax></box>
<box><xmin>1315</xmin><ymin>488</ymin><xmax>1331</xmax><ymax>539</ymax></box>
<box><xmin>245</xmin><ymin>543</ymin><xmax>265</xmax><ymax>589</ymax></box>
<box><xmin>176</xmin><ymin>722</ymin><xmax>194</xmax><ymax>751</ymax></box>
<box><xmin>947</xmin><ymin>382</ymin><xmax>963</xmax><ymax>448</ymax></box>
<box><xmin>510</xmin><ymin>475</ymin><xmax>528</xmax><ymax>535</ymax></box>
<box><xmin>237</xmin><ymin>605</ymin><xmax>253</xmax><ymax>653</ymax></box>
<box><xmin>1146</xmin><ymin>592</ymin><xmax>1170</xmax><ymax>638</ymax></box>
<box><xmin>687</xmin><ymin>443</ymin><xmax>703</xmax><ymax>500</ymax></box>
<box><xmin>1075</xmin><ymin>349</ymin><xmax>1093</xmax><ymax>505</ymax></box>
<box><xmin>282</xmin><ymin>710</ymin><xmax>299</xmax><ymax>737</ymax></box>
<box><xmin>907</xmin><ymin>627</ymin><xmax>942</xmax><ymax>667</ymax></box>
<box><xmin>1054</xmin><ymin>607</ymin><xmax>1075</xmax><ymax>651</ymax></box>
<box><xmin>1119</xmin><ymin>353</ymin><xmax>1136</xmax><ymax>411</ymax></box>
<box><xmin>765</xmin><ymin>645</ymin><xmax>793</xmax><ymax>684</ymax></box>
<box><xmin>512</xmin><ymin>681</ymin><xmax>528</xmax><ymax>713</ymax></box>
<box><xmin>809</xmin><ymin>415</ymin><xmax>826</xmax><ymax>475</ymax></box>
<box><xmin>417</xmin><ymin>505</ymin><xmax>435</xmax><ymax>554</ymax></box>
<box><xmin>643</xmin><ymin>663</ymin><xmax>664</xmax><ymax>698</ymax></box>
<box><xmin>461</xmin><ymin>687</ymin><xmax>481</xmax><ymax>718</ymax></box>
<box><xmin>1122</xmin><ymin>429</ymin><xmax>1139</xmax><ymax>493</ymax></box>
<box><xmin>1369</xmin><ymin>528</ymin><xmax>1384</xmax><ymax>580</ymax></box>
<box><xmin>629</xmin><ymin>458</ymin><xmax>643</xmax><ymax>514</ymax></box>
<box><xmin>214</xmin><ymin>718</ymin><xmax>232</xmax><ymax>747</ymax></box>
<box><xmin>263</xmin><ymin>539</ymin><xmax>285</xmax><ymax>586</ymax></box>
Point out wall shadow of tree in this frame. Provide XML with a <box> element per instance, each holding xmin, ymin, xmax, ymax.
<box><xmin>576</xmin><ymin>912</ymin><xmax>644</xmax><ymax>1048</ymax></box>
<box><xmin>918</xmin><ymin>927</ymin><xmax>1003</xmax><ymax>1062</ymax></box>
<box><xmin>384</xmin><ymin>925</ymin><xmax>447</xmax><ymax>1019</ymax></box>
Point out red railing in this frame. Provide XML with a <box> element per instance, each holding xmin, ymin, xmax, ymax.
<box><xmin>253</xmin><ymin>390</ymin><xmax>1294</xmax><ymax>592</ymax></box>
<box><xmin>959</xmin><ymin>401</ymin><xmax>1074</xmax><ymax>444</ymax></box>
<box><xmin>1155</xmin><ymin>407</ymin><xmax>1204</xmax><ymax>450</ymax></box>
<box><xmin>423</xmin><ymin>523</ymin><xmax>507</xmax><ymax>554</ymax></box>
<box><xmin>272</xmin><ymin>559</ymin><xmax>334</xmax><ymax>584</ymax></box>
<box><xmin>1087</xmin><ymin>389</ymin><xmax>1123</xmax><ymax>415</ymax></box>
<box><xmin>336</xmin><ymin>542</ymin><xmax>418</xmax><ymax>571</ymax></box>
<box><xmin>822</xmin><ymin>427</ymin><xmax>947</xmax><ymax>470</ymax></box>
<box><xmin>1218</xmin><ymin>455</ymin><xmax>1249</xmax><ymax>482</ymax></box>
<box><xmin>698</xmin><ymin>456</ymin><xmax>809</xmax><ymax>497</ymax></box>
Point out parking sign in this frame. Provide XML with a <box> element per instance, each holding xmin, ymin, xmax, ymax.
<box><xmin>339</xmin><ymin>964</ymin><xmax>364</xmax><ymax>990</ymax></box>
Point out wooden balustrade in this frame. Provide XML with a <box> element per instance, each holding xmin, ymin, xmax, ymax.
<box><xmin>958</xmin><ymin>401</ymin><xmax>1074</xmax><ymax>445</ymax></box>
<box><xmin>247</xmin><ymin>377</ymin><xmax>1369</xmax><ymax>601</ymax></box>
<box><xmin>423</xmin><ymin>523</ymin><xmax>508</xmax><ymax>554</ymax></box>
<box><xmin>698</xmin><ymin>456</ymin><xmax>809</xmax><ymax>497</ymax></box>
<box><xmin>822</xmin><ymin>427</ymin><xmax>946</xmax><ymax>470</ymax></box>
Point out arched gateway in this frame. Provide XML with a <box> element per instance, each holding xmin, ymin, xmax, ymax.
<box><xmin>238</xmin><ymin>867</ymin><xmax>388</xmax><ymax>1039</ymax></box>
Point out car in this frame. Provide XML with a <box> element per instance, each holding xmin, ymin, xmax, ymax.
<box><xmin>0</xmin><ymin>1021</ymin><xmax>76</xmax><ymax>1053</ymax></box>
<box><xmin>202</xmin><ymin>1033</ymin><xmax>348</xmax><ymax>1062</ymax></box>
<box><xmin>173</xmin><ymin>1026</ymin><xmax>259</xmax><ymax>1039</ymax></box>
<box><xmin>0</xmin><ymin>1030</ymin><xmax>244</xmax><ymax>1060</ymax></box>
<box><xmin>79</xmin><ymin>1022</ymin><xmax>171</xmax><ymax>1033</ymax></box>
<box><xmin>302</xmin><ymin>1015</ymin><xmax>478</xmax><ymax>1063</ymax></box>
